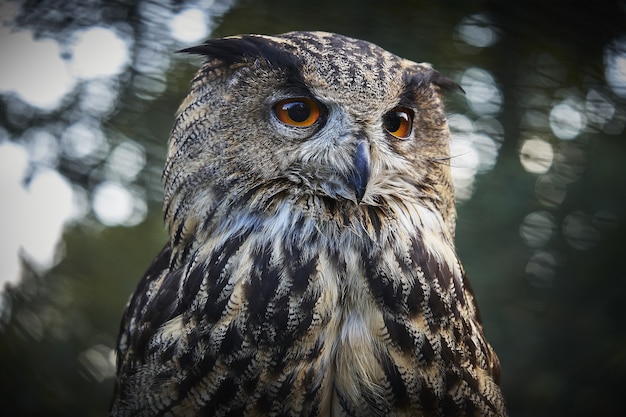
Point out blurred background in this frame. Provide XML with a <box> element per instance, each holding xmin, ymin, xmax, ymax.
<box><xmin>0</xmin><ymin>0</ymin><xmax>625</xmax><ymax>415</ymax></box>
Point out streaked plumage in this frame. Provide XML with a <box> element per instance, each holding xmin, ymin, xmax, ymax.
<box><xmin>111</xmin><ymin>31</ymin><xmax>507</xmax><ymax>417</ymax></box>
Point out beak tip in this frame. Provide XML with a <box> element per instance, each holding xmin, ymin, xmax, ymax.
<box><xmin>350</xmin><ymin>139</ymin><xmax>371</xmax><ymax>204</ymax></box>
<box><xmin>354</xmin><ymin>186</ymin><xmax>366</xmax><ymax>204</ymax></box>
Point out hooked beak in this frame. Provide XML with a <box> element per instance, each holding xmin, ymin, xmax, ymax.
<box><xmin>349</xmin><ymin>138</ymin><xmax>371</xmax><ymax>203</ymax></box>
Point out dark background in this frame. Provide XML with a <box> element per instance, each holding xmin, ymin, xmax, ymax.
<box><xmin>1</xmin><ymin>0</ymin><xmax>625</xmax><ymax>415</ymax></box>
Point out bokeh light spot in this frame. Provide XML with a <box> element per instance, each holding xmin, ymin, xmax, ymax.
<box><xmin>61</xmin><ymin>119</ymin><xmax>109</xmax><ymax>161</ymax></box>
<box><xmin>520</xmin><ymin>211</ymin><xmax>556</xmax><ymax>248</ymax></box>
<box><xmin>71</xmin><ymin>27</ymin><xmax>130</xmax><ymax>80</ymax></box>
<box><xmin>105</xmin><ymin>140</ymin><xmax>147</xmax><ymax>183</ymax></box>
<box><xmin>0</xmin><ymin>27</ymin><xmax>75</xmax><ymax>110</ymax></box>
<box><xmin>457</xmin><ymin>13</ymin><xmax>499</xmax><ymax>48</ymax></box>
<box><xmin>92</xmin><ymin>182</ymin><xmax>147</xmax><ymax>227</ymax></box>
<box><xmin>170</xmin><ymin>7</ymin><xmax>210</xmax><ymax>43</ymax></box>
<box><xmin>461</xmin><ymin>67</ymin><xmax>503</xmax><ymax>115</ymax></box>
<box><xmin>449</xmin><ymin>138</ymin><xmax>479</xmax><ymax>202</ymax></box>
<box><xmin>0</xmin><ymin>142</ymin><xmax>79</xmax><ymax>287</ymax></box>
<box><xmin>585</xmin><ymin>88</ymin><xmax>615</xmax><ymax>126</ymax></box>
<box><xmin>525</xmin><ymin>250</ymin><xmax>557</xmax><ymax>288</ymax></box>
<box><xmin>563</xmin><ymin>211</ymin><xmax>602</xmax><ymax>250</ymax></box>
<box><xmin>604</xmin><ymin>36</ymin><xmax>626</xmax><ymax>97</ymax></box>
<box><xmin>78</xmin><ymin>344</ymin><xmax>116</xmax><ymax>382</ymax></box>
<box><xmin>519</xmin><ymin>138</ymin><xmax>554</xmax><ymax>174</ymax></box>
<box><xmin>535</xmin><ymin>175</ymin><xmax>567</xmax><ymax>207</ymax></box>
<box><xmin>23</xmin><ymin>128</ymin><xmax>60</xmax><ymax>168</ymax></box>
<box><xmin>79</xmin><ymin>79</ymin><xmax>120</xmax><ymax>117</ymax></box>
<box><xmin>549</xmin><ymin>100</ymin><xmax>586</xmax><ymax>140</ymax></box>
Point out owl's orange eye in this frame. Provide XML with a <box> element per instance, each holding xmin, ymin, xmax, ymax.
<box><xmin>383</xmin><ymin>107</ymin><xmax>413</xmax><ymax>139</ymax></box>
<box><xmin>273</xmin><ymin>98</ymin><xmax>321</xmax><ymax>127</ymax></box>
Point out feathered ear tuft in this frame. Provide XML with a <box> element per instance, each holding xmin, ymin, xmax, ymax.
<box><xmin>402</xmin><ymin>68</ymin><xmax>464</xmax><ymax>102</ymax></box>
<box><xmin>432</xmin><ymin>72</ymin><xmax>465</xmax><ymax>94</ymax></box>
<box><xmin>177</xmin><ymin>35</ymin><xmax>302</xmax><ymax>71</ymax></box>
<box><xmin>178</xmin><ymin>36</ymin><xmax>266</xmax><ymax>64</ymax></box>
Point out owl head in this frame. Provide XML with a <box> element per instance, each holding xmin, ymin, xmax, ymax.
<box><xmin>163</xmin><ymin>31</ymin><xmax>461</xmax><ymax>252</ymax></box>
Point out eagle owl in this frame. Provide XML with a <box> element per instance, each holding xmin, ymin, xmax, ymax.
<box><xmin>110</xmin><ymin>31</ymin><xmax>507</xmax><ymax>417</ymax></box>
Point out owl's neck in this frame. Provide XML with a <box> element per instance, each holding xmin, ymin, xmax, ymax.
<box><xmin>168</xmin><ymin>188</ymin><xmax>456</xmax><ymax>274</ymax></box>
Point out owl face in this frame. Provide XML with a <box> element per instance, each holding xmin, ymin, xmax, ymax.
<box><xmin>165</xmin><ymin>31</ymin><xmax>459</xmax><ymax>237</ymax></box>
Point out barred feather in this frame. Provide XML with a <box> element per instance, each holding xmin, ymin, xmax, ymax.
<box><xmin>111</xmin><ymin>31</ymin><xmax>507</xmax><ymax>417</ymax></box>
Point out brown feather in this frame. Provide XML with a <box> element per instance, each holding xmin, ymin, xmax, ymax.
<box><xmin>111</xmin><ymin>31</ymin><xmax>507</xmax><ymax>417</ymax></box>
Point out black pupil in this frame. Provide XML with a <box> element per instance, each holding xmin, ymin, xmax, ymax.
<box><xmin>285</xmin><ymin>101</ymin><xmax>311</xmax><ymax>122</ymax></box>
<box><xmin>384</xmin><ymin>112</ymin><xmax>407</xmax><ymax>132</ymax></box>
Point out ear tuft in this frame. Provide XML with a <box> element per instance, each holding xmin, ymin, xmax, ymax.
<box><xmin>432</xmin><ymin>72</ymin><xmax>465</xmax><ymax>94</ymax></box>
<box><xmin>177</xmin><ymin>35</ymin><xmax>301</xmax><ymax>71</ymax></box>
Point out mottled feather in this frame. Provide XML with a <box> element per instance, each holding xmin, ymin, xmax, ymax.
<box><xmin>111</xmin><ymin>31</ymin><xmax>507</xmax><ymax>417</ymax></box>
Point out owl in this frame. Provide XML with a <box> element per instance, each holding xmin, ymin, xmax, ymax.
<box><xmin>110</xmin><ymin>31</ymin><xmax>507</xmax><ymax>417</ymax></box>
